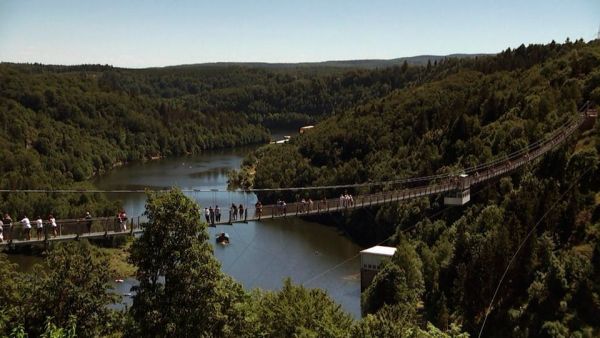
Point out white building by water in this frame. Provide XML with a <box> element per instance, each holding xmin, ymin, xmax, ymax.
<box><xmin>360</xmin><ymin>245</ymin><xmax>397</xmax><ymax>291</ymax></box>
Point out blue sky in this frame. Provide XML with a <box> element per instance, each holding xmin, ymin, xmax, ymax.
<box><xmin>0</xmin><ymin>0</ymin><xmax>598</xmax><ymax>68</ymax></box>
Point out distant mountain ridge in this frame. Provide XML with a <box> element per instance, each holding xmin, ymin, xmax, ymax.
<box><xmin>2</xmin><ymin>53</ymin><xmax>492</xmax><ymax>71</ymax></box>
<box><xmin>163</xmin><ymin>53</ymin><xmax>493</xmax><ymax>70</ymax></box>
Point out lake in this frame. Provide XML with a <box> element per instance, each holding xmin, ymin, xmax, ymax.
<box><xmin>90</xmin><ymin>141</ymin><xmax>364</xmax><ymax>317</ymax></box>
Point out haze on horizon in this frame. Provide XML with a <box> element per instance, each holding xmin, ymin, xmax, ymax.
<box><xmin>0</xmin><ymin>0</ymin><xmax>599</xmax><ymax>68</ymax></box>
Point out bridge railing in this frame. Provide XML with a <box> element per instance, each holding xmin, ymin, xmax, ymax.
<box><xmin>259</xmin><ymin>113</ymin><xmax>584</xmax><ymax>215</ymax></box>
<box><xmin>229</xmin><ymin>113</ymin><xmax>583</xmax><ymax>222</ymax></box>
<box><xmin>245</xmin><ymin>179</ymin><xmax>462</xmax><ymax>221</ymax></box>
<box><xmin>2</xmin><ymin>216</ymin><xmax>143</xmax><ymax>243</ymax></box>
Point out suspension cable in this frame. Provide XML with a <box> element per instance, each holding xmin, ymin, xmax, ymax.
<box><xmin>477</xmin><ymin>165</ymin><xmax>592</xmax><ymax>337</ymax></box>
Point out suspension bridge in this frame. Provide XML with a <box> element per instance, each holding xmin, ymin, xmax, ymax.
<box><xmin>0</xmin><ymin>104</ymin><xmax>596</xmax><ymax>248</ymax></box>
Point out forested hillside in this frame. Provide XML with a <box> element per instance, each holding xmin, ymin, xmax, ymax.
<box><xmin>3</xmin><ymin>39</ymin><xmax>600</xmax><ymax>336</ymax></box>
<box><xmin>248</xmin><ymin>39</ymin><xmax>598</xmax><ymax>199</ymax></box>
<box><xmin>242</xmin><ymin>39</ymin><xmax>600</xmax><ymax>336</ymax></box>
<box><xmin>0</xmin><ymin>59</ymin><xmax>436</xmax><ymax>218</ymax></box>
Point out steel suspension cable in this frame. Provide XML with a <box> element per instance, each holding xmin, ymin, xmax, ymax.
<box><xmin>477</xmin><ymin>165</ymin><xmax>593</xmax><ymax>337</ymax></box>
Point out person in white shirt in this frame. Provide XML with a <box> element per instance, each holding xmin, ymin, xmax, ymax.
<box><xmin>49</xmin><ymin>215</ymin><xmax>57</xmax><ymax>237</ymax></box>
<box><xmin>35</xmin><ymin>217</ymin><xmax>44</xmax><ymax>240</ymax></box>
<box><xmin>21</xmin><ymin>216</ymin><xmax>31</xmax><ymax>240</ymax></box>
<box><xmin>204</xmin><ymin>208</ymin><xmax>210</xmax><ymax>223</ymax></box>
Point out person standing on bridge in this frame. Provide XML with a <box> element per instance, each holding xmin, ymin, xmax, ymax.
<box><xmin>35</xmin><ymin>216</ymin><xmax>43</xmax><ymax>240</ymax></box>
<box><xmin>255</xmin><ymin>201</ymin><xmax>263</xmax><ymax>220</ymax></box>
<box><xmin>216</xmin><ymin>206</ymin><xmax>221</xmax><ymax>223</ymax></box>
<box><xmin>3</xmin><ymin>213</ymin><xmax>12</xmax><ymax>241</ymax></box>
<box><xmin>204</xmin><ymin>207</ymin><xmax>210</xmax><ymax>223</ymax></box>
<box><xmin>49</xmin><ymin>214</ymin><xmax>57</xmax><ymax>237</ymax></box>
<box><xmin>85</xmin><ymin>211</ymin><xmax>93</xmax><ymax>234</ymax></box>
<box><xmin>209</xmin><ymin>206</ymin><xmax>215</xmax><ymax>225</ymax></box>
<box><xmin>238</xmin><ymin>204</ymin><xmax>244</xmax><ymax>220</ymax></box>
<box><xmin>21</xmin><ymin>215</ymin><xmax>31</xmax><ymax>240</ymax></box>
<box><xmin>118</xmin><ymin>210</ymin><xmax>127</xmax><ymax>232</ymax></box>
<box><xmin>231</xmin><ymin>204</ymin><xmax>238</xmax><ymax>221</ymax></box>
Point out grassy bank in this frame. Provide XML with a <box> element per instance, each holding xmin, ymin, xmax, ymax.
<box><xmin>96</xmin><ymin>239</ymin><xmax>135</xmax><ymax>279</ymax></box>
<box><xmin>96</xmin><ymin>240</ymin><xmax>136</xmax><ymax>278</ymax></box>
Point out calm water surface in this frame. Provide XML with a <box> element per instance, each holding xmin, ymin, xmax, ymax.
<box><xmin>89</xmin><ymin>143</ymin><xmax>363</xmax><ymax>317</ymax></box>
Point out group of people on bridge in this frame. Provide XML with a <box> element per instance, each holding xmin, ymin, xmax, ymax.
<box><xmin>208</xmin><ymin>191</ymin><xmax>357</xmax><ymax>223</ymax></box>
<box><xmin>275</xmin><ymin>199</ymin><xmax>287</xmax><ymax>216</ymax></box>
<box><xmin>339</xmin><ymin>193</ymin><xmax>354</xmax><ymax>208</ymax></box>
<box><xmin>0</xmin><ymin>214</ymin><xmax>56</xmax><ymax>242</ymax></box>
<box><xmin>203</xmin><ymin>204</ymin><xmax>250</xmax><ymax>226</ymax></box>
<box><xmin>0</xmin><ymin>210</ymin><xmax>129</xmax><ymax>243</ymax></box>
<box><xmin>204</xmin><ymin>206</ymin><xmax>222</xmax><ymax>225</ymax></box>
<box><xmin>2</xmin><ymin>189</ymin><xmax>359</xmax><ymax>243</ymax></box>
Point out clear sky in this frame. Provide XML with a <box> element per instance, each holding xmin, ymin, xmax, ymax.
<box><xmin>0</xmin><ymin>0</ymin><xmax>598</xmax><ymax>68</ymax></box>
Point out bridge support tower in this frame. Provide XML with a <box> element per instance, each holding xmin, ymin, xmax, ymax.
<box><xmin>444</xmin><ymin>174</ymin><xmax>471</xmax><ymax>206</ymax></box>
<box><xmin>581</xmin><ymin>106</ymin><xmax>598</xmax><ymax>131</ymax></box>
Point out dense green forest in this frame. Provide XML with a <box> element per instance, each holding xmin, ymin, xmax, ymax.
<box><xmin>3</xmin><ymin>39</ymin><xmax>600</xmax><ymax>336</ymax></box>
<box><xmin>0</xmin><ymin>58</ymin><xmax>436</xmax><ymax>218</ymax></box>
<box><xmin>237</xmin><ymin>39</ymin><xmax>600</xmax><ymax>336</ymax></box>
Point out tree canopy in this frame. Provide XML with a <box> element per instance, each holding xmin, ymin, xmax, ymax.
<box><xmin>128</xmin><ymin>189</ymin><xmax>249</xmax><ymax>337</ymax></box>
<box><xmin>246</xmin><ymin>39</ymin><xmax>600</xmax><ymax>336</ymax></box>
<box><xmin>3</xmin><ymin>39</ymin><xmax>600</xmax><ymax>337</ymax></box>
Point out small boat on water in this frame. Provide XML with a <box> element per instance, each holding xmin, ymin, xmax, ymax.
<box><xmin>216</xmin><ymin>232</ymin><xmax>230</xmax><ymax>244</ymax></box>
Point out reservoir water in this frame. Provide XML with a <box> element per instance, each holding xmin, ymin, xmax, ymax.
<box><xmin>90</xmin><ymin>143</ymin><xmax>363</xmax><ymax>317</ymax></box>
